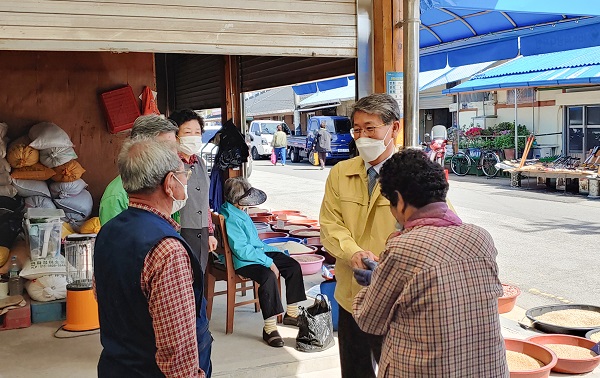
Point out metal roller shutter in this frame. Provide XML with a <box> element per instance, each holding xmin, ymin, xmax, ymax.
<box><xmin>240</xmin><ymin>56</ymin><xmax>356</xmax><ymax>92</ymax></box>
<box><xmin>172</xmin><ymin>54</ymin><xmax>224</xmax><ymax>110</ymax></box>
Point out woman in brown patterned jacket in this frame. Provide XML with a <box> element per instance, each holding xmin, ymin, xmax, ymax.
<box><xmin>352</xmin><ymin>149</ymin><xmax>508</xmax><ymax>378</ymax></box>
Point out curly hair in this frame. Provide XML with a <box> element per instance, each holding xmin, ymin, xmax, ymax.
<box><xmin>168</xmin><ymin>109</ymin><xmax>205</xmax><ymax>133</ymax></box>
<box><xmin>379</xmin><ymin>149</ymin><xmax>448</xmax><ymax>209</ymax></box>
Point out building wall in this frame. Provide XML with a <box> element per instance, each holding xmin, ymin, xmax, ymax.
<box><xmin>0</xmin><ymin>50</ymin><xmax>155</xmax><ymax>212</ymax></box>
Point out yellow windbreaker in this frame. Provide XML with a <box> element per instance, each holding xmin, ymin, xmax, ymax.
<box><xmin>319</xmin><ymin>156</ymin><xmax>396</xmax><ymax>312</ymax></box>
<box><xmin>320</xmin><ymin>156</ymin><xmax>455</xmax><ymax>312</ymax></box>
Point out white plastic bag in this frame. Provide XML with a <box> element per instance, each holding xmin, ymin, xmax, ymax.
<box><xmin>25</xmin><ymin>274</ymin><xmax>67</xmax><ymax>302</ymax></box>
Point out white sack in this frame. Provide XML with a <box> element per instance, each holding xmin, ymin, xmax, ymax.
<box><xmin>20</xmin><ymin>255</ymin><xmax>66</xmax><ymax>280</ymax></box>
<box><xmin>25</xmin><ymin>196</ymin><xmax>57</xmax><ymax>209</ymax></box>
<box><xmin>11</xmin><ymin>179</ymin><xmax>50</xmax><ymax>198</ymax></box>
<box><xmin>28</xmin><ymin>122</ymin><xmax>73</xmax><ymax>149</ymax></box>
<box><xmin>49</xmin><ymin>179</ymin><xmax>87</xmax><ymax>199</ymax></box>
<box><xmin>39</xmin><ymin>147</ymin><xmax>78</xmax><ymax>168</ymax></box>
<box><xmin>0</xmin><ymin>185</ymin><xmax>17</xmax><ymax>198</ymax></box>
<box><xmin>25</xmin><ymin>274</ymin><xmax>67</xmax><ymax>302</ymax></box>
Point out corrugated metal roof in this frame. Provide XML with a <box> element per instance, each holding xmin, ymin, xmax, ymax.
<box><xmin>420</xmin><ymin>61</ymin><xmax>495</xmax><ymax>91</ymax></box>
<box><xmin>444</xmin><ymin>55</ymin><xmax>600</xmax><ymax>93</ymax></box>
<box><xmin>473</xmin><ymin>46</ymin><xmax>600</xmax><ymax>79</ymax></box>
<box><xmin>244</xmin><ymin>86</ymin><xmax>295</xmax><ymax>116</ymax></box>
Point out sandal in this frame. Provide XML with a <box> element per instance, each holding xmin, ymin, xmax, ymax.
<box><xmin>262</xmin><ymin>329</ymin><xmax>284</xmax><ymax>347</ymax></box>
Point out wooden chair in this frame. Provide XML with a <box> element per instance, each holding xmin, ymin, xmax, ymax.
<box><xmin>205</xmin><ymin>212</ymin><xmax>281</xmax><ymax>334</ymax></box>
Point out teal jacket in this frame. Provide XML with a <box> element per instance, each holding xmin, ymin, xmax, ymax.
<box><xmin>220</xmin><ymin>202</ymin><xmax>282</xmax><ymax>270</ymax></box>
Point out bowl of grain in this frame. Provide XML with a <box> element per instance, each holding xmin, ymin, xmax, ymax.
<box><xmin>291</xmin><ymin>254</ymin><xmax>325</xmax><ymax>275</ymax></box>
<box><xmin>499</xmin><ymin>284</ymin><xmax>521</xmax><ymax>314</ymax></box>
<box><xmin>526</xmin><ymin>334</ymin><xmax>600</xmax><ymax>374</ymax></box>
<box><xmin>264</xmin><ymin>239</ymin><xmax>318</xmax><ymax>256</ymax></box>
<box><xmin>504</xmin><ymin>338</ymin><xmax>557</xmax><ymax>378</ymax></box>
<box><xmin>586</xmin><ymin>328</ymin><xmax>600</xmax><ymax>343</ymax></box>
<box><xmin>258</xmin><ymin>232</ymin><xmax>289</xmax><ymax>240</ymax></box>
<box><xmin>526</xmin><ymin>305</ymin><xmax>600</xmax><ymax>337</ymax></box>
<box><xmin>289</xmin><ymin>229</ymin><xmax>322</xmax><ymax>239</ymax></box>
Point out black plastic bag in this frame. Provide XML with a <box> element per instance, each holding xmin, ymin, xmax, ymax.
<box><xmin>296</xmin><ymin>294</ymin><xmax>335</xmax><ymax>352</ymax></box>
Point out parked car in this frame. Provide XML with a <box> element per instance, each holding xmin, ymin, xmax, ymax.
<box><xmin>247</xmin><ymin>120</ymin><xmax>292</xmax><ymax>160</ymax></box>
<box><xmin>287</xmin><ymin>116</ymin><xmax>352</xmax><ymax>164</ymax></box>
<box><xmin>200</xmin><ymin>124</ymin><xmax>252</xmax><ymax>177</ymax></box>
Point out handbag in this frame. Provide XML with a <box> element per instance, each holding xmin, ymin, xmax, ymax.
<box><xmin>270</xmin><ymin>149</ymin><xmax>277</xmax><ymax>165</ymax></box>
<box><xmin>296</xmin><ymin>294</ymin><xmax>335</xmax><ymax>352</ymax></box>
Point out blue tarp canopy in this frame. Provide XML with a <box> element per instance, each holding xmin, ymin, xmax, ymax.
<box><xmin>419</xmin><ymin>0</ymin><xmax>600</xmax><ymax>70</ymax></box>
<box><xmin>292</xmin><ymin>76</ymin><xmax>355</xmax><ymax>96</ymax></box>
<box><xmin>443</xmin><ymin>46</ymin><xmax>600</xmax><ymax>93</ymax></box>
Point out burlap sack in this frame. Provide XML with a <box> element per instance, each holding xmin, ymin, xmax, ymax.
<box><xmin>51</xmin><ymin>160</ymin><xmax>85</xmax><ymax>182</ymax></box>
<box><xmin>10</xmin><ymin>163</ymin><xmax>55</xmax><ymax>181</ymax></box>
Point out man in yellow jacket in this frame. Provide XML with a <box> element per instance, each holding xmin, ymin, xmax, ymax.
<box><xmin>320</xmin><ymin>93</ymin><xmax>401</xmax><ymax>378</ymax></box>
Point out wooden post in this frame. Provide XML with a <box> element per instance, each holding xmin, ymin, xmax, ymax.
<box><xmin>222</xmin><ymin>55</ymin><xmax>241</xmax><ymax>127</ymax></box>
<box><xmin>373</xmin><ymin>0</ymin><xmax>404</xmax><ymax>146</ymax></box>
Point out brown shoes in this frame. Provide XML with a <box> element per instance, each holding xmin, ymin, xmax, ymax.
<box><xmin>263</xmin><ymin>329</ymin><xmax>284</xmax><ymax>347</ymax></box>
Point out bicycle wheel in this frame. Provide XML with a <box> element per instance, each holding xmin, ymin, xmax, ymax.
<box><xmin>481</xmin><ymin>152</ymin><xmax>500</xmax><ymax>177</ymax></box>
<box><xmin>450</xmin><ymin>152</ymin><xmax>471</xmax><ymax>176</ymax></box>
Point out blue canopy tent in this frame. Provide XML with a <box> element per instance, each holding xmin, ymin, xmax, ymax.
<box><xmin>419</xmin><ymin>0</ymin><xmax>600</xmax><ymax>70</ymax></box>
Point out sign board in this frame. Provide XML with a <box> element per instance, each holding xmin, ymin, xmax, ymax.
<box><xmin>386</xmin><ymin>72</ymin><xmax>404</xmax><ymax>118</ymax></box>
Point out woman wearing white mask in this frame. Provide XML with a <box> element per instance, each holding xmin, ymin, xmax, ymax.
<box><xmin>169</xmin><ymin>109</ymin><xmax>218</xmax><ymax>274</ymax></box>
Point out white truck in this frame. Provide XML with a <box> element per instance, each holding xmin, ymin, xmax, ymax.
<box><xmin>247</xmin><ymin>120</ymin><xmax>292</xmax><ymax>160</ymax></box>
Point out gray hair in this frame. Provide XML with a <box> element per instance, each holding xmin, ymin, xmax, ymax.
<box><xmin>130</xmin><ymin>115</ymin><xmax>178</xmax><ymax>139</ymax></box>
<box><xmin>118</xmin><ymin>137</ymin><xmax>181</xmax><ymax>194</ymax></box>
<box><xmin>351</xmin><ymin>93</ymin><xmax>401</xmax><ymax>125</ymax></box>
<box><xmin>223</xmin><ymin>177</ymin><xmax>251</xmax><ymax>204</ymax></box>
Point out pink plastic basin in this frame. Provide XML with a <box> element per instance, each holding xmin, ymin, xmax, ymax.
<box><xmin>291</xmin><ymin>254</ymin><xmax>325</xmax><ymax>275</ymax></box>
<box><xmin>505</xmin><ymin>338</ymin><xmax>557</xmax><ymax>378</ymax></box>
<box><xmin>526</xmin><ymin>334</ymin><xmax>600</xmax><ymax>374</ymax></box>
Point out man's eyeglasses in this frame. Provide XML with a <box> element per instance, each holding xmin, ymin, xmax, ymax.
<box><xmin>351</xmin><ymin>123</ymin><xmax>390</xmax><ymax>137</ymax></box>
<box><xmin>173</xmin><ymin>169</ymin><xmax>193</xmax><ymax>180</ymax></box>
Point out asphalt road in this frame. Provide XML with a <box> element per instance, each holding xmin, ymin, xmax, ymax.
<box><xmin>248</xmin><ymin>158</ymin><xmax>600</xmax><ymax>311</ymax></box>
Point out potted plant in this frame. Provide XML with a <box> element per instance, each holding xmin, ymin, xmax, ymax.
<box><xmin>491</xmin><ymin>123</ymin><xmax>530</xmax><ymax>160</ymax></box>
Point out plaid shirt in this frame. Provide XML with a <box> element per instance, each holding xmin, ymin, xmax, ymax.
<box><xmin>131</xmin><ymin>202</ymin><xmax>205</xmax><ymax>378</ymax></box>
<box><xmin>353</xmin><ymin>222</ymin><xmax>508</xmax><ymax>377</ymax></box>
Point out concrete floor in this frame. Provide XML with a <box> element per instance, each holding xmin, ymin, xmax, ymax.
<box><xmin>2</xmin><ymin>278</ymin><xmax>599</xmax><ymax>377</ymax></box>
<box><xmin>0</xmin><ymin>274</ymin><xmax>341</xmax><ymax>378</ymax></box>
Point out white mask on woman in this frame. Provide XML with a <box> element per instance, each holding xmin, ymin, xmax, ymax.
<box><xmin>178</xmin><ymin>135</ymin><xmax>203</xmax><ymax>156</ymax></box>
<box><xmin>355</xmin><ymin>125</ymin><xmax>393</xmax><ymax>163</ymax></box>
<box><xmin>171</xmin><ymin>175</ymin><xmax>189</xmax><ymax>214</ymax></box>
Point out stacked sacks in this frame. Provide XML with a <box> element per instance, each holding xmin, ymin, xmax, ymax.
<box><xmin>6</xmin><ymin>122</ymin><xmax>92</xmax><ymax>232</ymax></box>
<box><xmin>0</xmin><ymin>123</ymin><xmax>14</xmax><ymax>197</ymax></box>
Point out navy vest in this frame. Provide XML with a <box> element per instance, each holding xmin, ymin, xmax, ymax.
<box><xmin>94</xmin><ymin>207</ymin><xmax>209</xmax><ymax>377</ymax></box>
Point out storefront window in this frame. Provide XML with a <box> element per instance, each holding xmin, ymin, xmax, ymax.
<box><xmin>566</xmin><ymin>106</ymin><xmax>599</xmax><ymax>153</ymax></box>
<box><xmin>587</xmin><ymin>106</ymin><xmax>600</xmax><ymax>125</ymax></box>
<box><xmin>568</xmin><ymin>107</ymin><xmax>583</xmax><ymax>125</ymax></box>
<box><xmin>586</xmin><ymin>128</ymin><xmax>600</xmax><ymax>149</ymax></box>
<box><xmin>569</xmin><ymin>127</ymin><xmax>583</xmax><ymax>152</ymax></box>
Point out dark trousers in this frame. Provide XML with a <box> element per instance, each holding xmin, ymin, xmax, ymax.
<box><xmin>236</xmin><ymin>252</ymin><xmax>306</xmax><ymax>319</ymax></box>
<box><xmin>317</xmin><ymin>151</ymin><xmax>327</xmax><ymax>168</ymax></box>
<box><xmin>338</xmin><ymin>307</ymin><xmax>383</xmax><ymax>378</ymax></box>
<box><xmin>199</xmin><ymin>333</ymin><xmax>212</xmax><ymax>378</ymax></box>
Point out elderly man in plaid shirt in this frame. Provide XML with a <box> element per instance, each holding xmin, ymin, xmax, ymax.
<box><xmin>95</xmin><ymin>138</ymin><xmax>210</xmax><ymax>378</ymax></box>
<box><xmin>353</xmin><ymin>149</ymin><xmax>508</xmax><ymax>378</ymax></box>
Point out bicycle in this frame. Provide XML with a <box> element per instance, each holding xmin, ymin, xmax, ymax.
<box><xmin>450</xmin><ymin>148</ymin><xmax>501</xmax><ymax>177</ymax></box>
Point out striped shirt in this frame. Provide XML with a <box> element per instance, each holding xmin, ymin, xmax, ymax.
<box><xmin>132</xmin><ymin>202</ymin><xmax>205</xmax><ymax>378</ymax></box>
<box><xmin>353</xmin><ymin>221</ymin><xmax>508</xmax><ymax>377</ymax></box>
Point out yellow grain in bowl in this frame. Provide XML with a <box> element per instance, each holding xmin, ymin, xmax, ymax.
<box><xmin>506</xmin><ymin>350</ymin><xmax>545</xmax><ymax>371</ymax></box>
<box><xmin>535</xmin><ymin>309</ymin><xmax>600</xmax><ymax>328</ymax></box>
<box><xmin>545</xmin><ymin>344</ymin><xmax>597</xmax><ymax>359</ymax></box>
<box><xmin>590</xmin><ymin>331</ymin><xmax>600</xmax><ymax>343</ymax></box>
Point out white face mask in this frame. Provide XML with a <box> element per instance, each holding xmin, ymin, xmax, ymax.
<box><xmin>354</xmin><ymin>125</ymin><xmax>393</xmax><ymax>163</ymax></box>
<box><xmin>170</xmin><ymin>175</ymin><xmax>188</xmax><ymax>214</ymax></box>
<box><xmin>178</xmin><ymin>135</ymin><xmax>203</xmax><ymax>156</ymax></box>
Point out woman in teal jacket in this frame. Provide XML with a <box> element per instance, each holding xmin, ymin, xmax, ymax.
<box><xmin>220</xmin><ymin>177</ymin><xmax>306</xmax><ymax>348</ymax></box>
